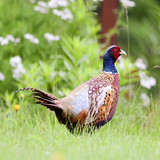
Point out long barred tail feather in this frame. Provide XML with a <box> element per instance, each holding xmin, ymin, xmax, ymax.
<box><xmin>16</xmin><ymin>87</ymin><xmax>62</xmax><ymax>112</ymax></box>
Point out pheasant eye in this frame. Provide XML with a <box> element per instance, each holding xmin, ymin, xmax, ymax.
<box><xmin>114</xmin><ymin>49</ymin><xmax>117</xmax><ymax>52</ymax></box>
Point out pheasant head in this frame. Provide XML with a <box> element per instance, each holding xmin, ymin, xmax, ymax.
<box><xmin>103</xmin><ymin>45</ymin><xmax>126</xmax><ymax>73</ymax></box>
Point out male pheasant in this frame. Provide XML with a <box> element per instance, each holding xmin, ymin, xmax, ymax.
<box><xmin>17</xmin><ymin>45</ymin><xmax>126</xmax><ymax>132</ymax></box>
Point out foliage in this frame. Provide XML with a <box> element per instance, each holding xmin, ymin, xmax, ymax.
<box><xmin>0</xmin><ymin>0</ymin><xmax>101</xmax><ymax>93</ymax></box>
<box><xmin>0</xmin><ymin>0</ymin><xmax>158</xmax><ymax>101</ymax></box>
<box><xmin>118</xmin><ymin>0</ymin><xmax>160</xmax><ymax>95</ymax></box>
<box><xmin>119</xmin><ymin>0</ymin><xmax>160</xmax><ymax>62</ymax></box>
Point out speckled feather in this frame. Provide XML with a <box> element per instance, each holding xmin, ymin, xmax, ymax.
<box><xmin>85</xmin><ymin>72</ymin><xmax>120</xmax><ymax>127</ymax></box>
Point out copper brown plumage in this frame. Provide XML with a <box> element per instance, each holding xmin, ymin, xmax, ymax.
<box><xmin>17</xmin><ymin>45</ymin><xmax>126</xmax><ymax>132</ymax></box>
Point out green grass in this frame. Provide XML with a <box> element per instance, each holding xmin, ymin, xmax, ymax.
<box><xmin>0</xmin><ymin>98</ymin><xmax>160</xmax><ymax>160</ymax></box>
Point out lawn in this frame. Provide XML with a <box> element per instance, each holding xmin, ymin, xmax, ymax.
<box><xmin>0</xmin><ymin>98</ymin><xmax>160</xmax><ymax>160</ymax></box>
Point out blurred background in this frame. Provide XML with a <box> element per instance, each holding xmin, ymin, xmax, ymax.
<box><xmin>0</xmin><ymin>0</ymin><xmax>160</xmax><ymax>125</ymax></box>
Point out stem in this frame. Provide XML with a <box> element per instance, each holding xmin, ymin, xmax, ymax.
<box><xmin>125</xmin><ymin>8</ymin><xmax>131</xmax><ymax>102</ymax></box>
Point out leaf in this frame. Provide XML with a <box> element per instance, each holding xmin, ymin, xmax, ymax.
<box><xmin>61</xmin><ymin>46</ymin><xmax>75</xmax><ymax>63</ymax></box>
<box><xmin>63</xmin><ymin>60</ymin><xmax>73</xmax><ymax>71</ymax></box>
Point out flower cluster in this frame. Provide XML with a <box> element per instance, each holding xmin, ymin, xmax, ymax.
<box><xmin>120</xmin><ymin>0</ymin><xmax>136</xmax><ymax>8</ymax></box>
<box><xmin>0</xmin><ymin>33</ymin><xmax>60</xmax><ymax>46</ymax></box>
<box><xmin>33</xmin><ymin>0</ymin><xmax>73</xmax><ymax>20</ymax></box>
<box><xmin>135</xmin><ymin>58</ymin><xmax>156</xmax><ymax>89</ymax></box>
<box><xmin>0</xmin><ymin>35</ymin><xmax>20</xmax><ymax>46</ymax></box>
<box><xmin>10</xmin><ymin>56</ymin><xmax>26</xmax><ymax>80</ymax></box>
<box><xmin>93</xmin><ymin>0</ymin><xmax>104</xmax><ymax>2</ymax></box>
<box><xmin>139</xmin><ymin>72</ymin><xmax>156</xmax><ymax>89</ymax></box>
<box><xmin>135</xmin><ymin>58</ymin><xmax>147</xmax><ymax>70</ymax></box>
<box><xmin>34</xmin><ymin>1</ymin><xmax>49</xmax><ymax>13</ymax></box>
<box><xmin>53</xmin><ymin>8</ymin><xmax>73</xmax><ymax>20</ymax></box>
<box><xmin>0</xmin><ymin>72</ymin><xmax>5</xmax><ymax>81</ymax></box>
<box><xmin>24</xmin><ymin>33</ymin><xmax>39</xmax><ymax>44</ymax></box>
<box><xmin>48</xmin><ymin>0</ymin><xmax>68</xmax><ymax>8</ymax></box>
<box><xmin>44</xmin><ymin>33</ymin><xmax>60</xmax><ymax>43</ymax></box>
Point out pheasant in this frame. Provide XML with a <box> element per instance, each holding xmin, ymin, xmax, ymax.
<box><xmin>17</xmin><ymin>45</ymin><xmax>126</xmax><ymax>132</ymax></box>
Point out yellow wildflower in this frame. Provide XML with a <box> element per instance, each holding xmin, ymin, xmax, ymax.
<box><xmin>15</xmin><ymin>104</ymin><xmax>20</xmax><ymax>111</ymax></box>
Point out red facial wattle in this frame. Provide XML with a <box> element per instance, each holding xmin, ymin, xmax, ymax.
<box><xmin>111</xmin><ymin>46</ymin><xmax>121</xmax><ymax>60</ymax></box>
<box><xmin>113</xmin><ymin>52</ymin><xmax>119</xmax><ymax>60</ymax></box>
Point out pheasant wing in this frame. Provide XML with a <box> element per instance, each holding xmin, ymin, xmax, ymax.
<box><xmin>86</xmin><ymin>72</ymin><xmax>119</xmax><ymax>127</ymax></box>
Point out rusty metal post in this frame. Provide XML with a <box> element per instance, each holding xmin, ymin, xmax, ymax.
<box><xmin>100</xmin><ymin>0</ymin><xmax>118</xmax><ymax>46</ymax></box>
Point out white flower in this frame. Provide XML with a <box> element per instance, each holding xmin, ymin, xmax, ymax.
<box><xmin>12</xmin><ymin>65</ymin><xmax>26</xmax><ymax>79</ymax></box>
<box><xmin>135</xmin><ymin>58</ymin><xmax>147</xmax><ymax>70</ymax></box>
<box><xmin>44</xmin><ymin>33</ymin><xmax>60</xmax><ymax>42</ymax></box>
<box><xmin>61</xmin><ymin>8</ymin><xmax>73</xmax><ymax>20</ymax></box>
<box><xmin>120</xmin><ymin>0</ymin><xmax>136</xmax><ymax>8</ymax></box>
<box><xmin>0</xmin><ymin>37</ymin><xmax>3</xmax><ymax>41</ymax></box>
<box><xmin>48</xmin><ymin>0</ymin><xmax>68</xmax><ymax>8</ymax></box>
<box><xmin>58</xmin><ymin>0</ymin><xmax>68</xmax><ymax>7</ymax></box>
<box><xmin>53</xmin><ymin>8</ymin><xmax>73</xmax><ymax>20</ymax></box>
<box><xmin>34</xmin><ymin>6</ymin><xmax>48</xmax><ymax>13</ymax></box>
<box><xmin>53</xmin><ymin>36</ymin><xmax>60</xmax><ymax>41</ymax></box>
<box><xmin>10</xmin><ymin>56</ymin><xmax>22</xmax><ymax>67</ymax></box>
<box><xmin>10</xmin><ymin>56</ymin><xmax>26</xmax><ymax>80</ymax></box>
<box><xmin>0</xmin><ymin>38</ymin><xmax>9</xmax><ymax>45</ymax></box>
<box><xmin>93</xmin><ymin>0</ymin><xmax>104</xmax><ymax>2</ymax></box>
<box><xmin>34</xmin><ymin>1</ymin><xmax>48</xmax><ymax>13</ymax></box>
<box><xmin>139</xmin><ymin>72</ymin><xmax>156</xmax><ymax>89</ymax></box>
<box><xmin>14</xmin><ymin>38</ymin><xmax>21</xmax><ymax>44</ymax></box>
<box><xmin>30</xmin><ymin>37</ymin><xmax>39</xmax><ymax>44</ymax></box>
<box><xmin>44</xmin><ymin>33</ymin><xmax>54</xmax><ymax>42</ymax></box>
<box><xmin>38</xmin><ymin>1</ymin><xmax>48</xmax><ymax>8</ymax></box>
<box><xmin>141</xmin><ymin>92</ymin><xmax>150</xmax><ymax>107</ymax></box>
<box><xmin>0</xmin><ymin>72</ymin><xmax>5</xmax><ymax>81</ymax></box>
<box><xmin>24</xmin><ymin>33</ymin><xmax>34</xmax><ymax>40</ymax></box>
<box><xmin>24</xmin><ymin>33</ymin><xmax>39</xmax><ymax>44</ymax></box>
<box><xmin>6</xmin><ymin>35</ymin><xmax>15</xmax><ymax>42</ymax></box>
<box><xmin>53</xmin><ymin>9</ymin><xmax>63</xmax><ymax>16</ymax></box>
<box><xmin>48</xmin><ymin>0</ymin><xmax>58</xmax><ymax>8</ymax></box>
<box><xmin>0</xmin><ymin>35</ymin><xmax>20</xmax><ymax>45</ymax></box>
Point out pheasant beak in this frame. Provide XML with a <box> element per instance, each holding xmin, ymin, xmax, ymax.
<box><xmin>119</xmin><ymin>49</ymin><xmax>127</xmax><ymax>56</ymax></box>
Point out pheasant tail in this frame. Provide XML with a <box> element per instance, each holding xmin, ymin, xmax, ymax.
<box><xmin>16</xmin><ymin>87</ymin><xmax>62</xmax><ymax>112</ymax></box>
